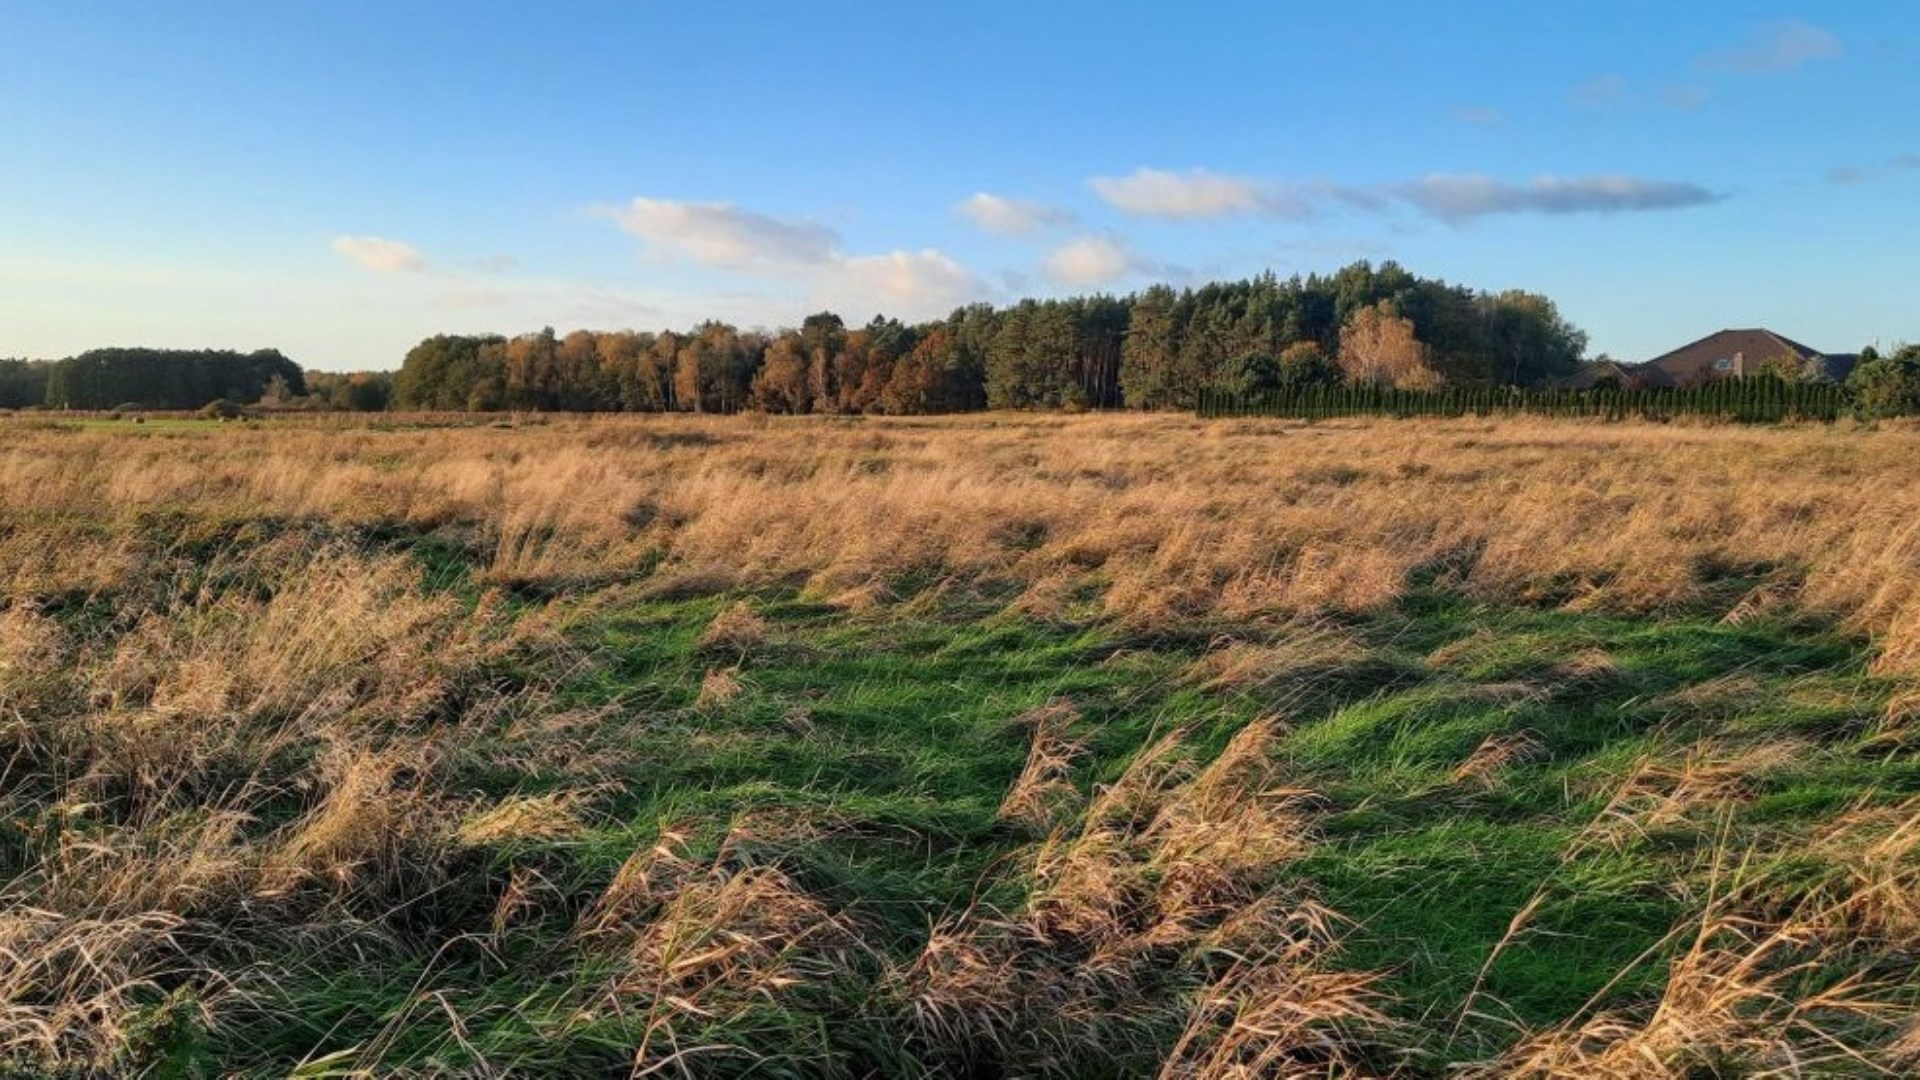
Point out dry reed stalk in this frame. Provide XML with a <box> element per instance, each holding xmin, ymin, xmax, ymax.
<box><xmin>11</xmin><ymin>411</ymin><xmax>1920</xmax><ymax>1071</ymax></box>
<box><xmin>1482</xmin><ymin>788</ymin><xmax>1920</xmax><ymax>1077</ymax></box>
<box><xmin>1571</xmin><ymin>741</ymin><xmax>1805</xmax><ymax>856</ymax></box>
<box><xmin>0</xmin><ymin>907</ymin><xmax>199</xmax><ymax>1069</ymax></box>
<box><xmin>897</xmin><ymin>922</ymin><xmax>1026</xmax><ymax>1057</ymax></box>
<box><xmin>1158</xmin><ymin>900</ymin><xmax>1393</xmax><ymax>1079</ymax></box>
<box><xmin>907</xmin><ymin>718</ymin><xmax>1381</xmax><ymax>1073</ymax></box>
<box><xmin>1485</xmin><ymin>901</ymin><xmax>1906</xmax><ymax>1078</ymax></box>
<box><xmin>576</xmin><ymin>829</ymin><xmax>867</xmax><ymax>1077</ymax></box>
<box><xmin>456</xmin><ymin>790</ymin><xmax>590</xmax><ymax>847</ymax></box>
<box><xmin>265</xmin><ymin>746</ymin><xmax>436</xmax><ymax>893</ymax></box>
<box><xmin>1183</xmin><ymin>623</ymin><xmax>1371</xmax><ymax>698</ymax></box>
<box><xmin>1791</xmin><ymin>798</ymin><xmax>1920</xmax><ymax>950</ymax></box>
<box><xmin>1656</xmin><ymin>673</ymin><xmax>1768</xmax><ymax>717</ymax></box>
<box><xmin>1874</xmin><ymin>685</ymin><xmax>1920</xmax><ymax>746</ymax></box>
<box><xmin>996</xmin><ymin>702</ymin><xmax>1087</xmax><ymax>833</ymax></box>
<box><xmin>1450</xmin><ymin>731</ymin><xmax>1548</xmax><ymax>789</ymax></box>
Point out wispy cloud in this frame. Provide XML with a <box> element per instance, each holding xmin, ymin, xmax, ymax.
<box><xmin>954</xmin><ymin>192</ymin><xmax>1073</xmax><ymax>235</ymax></box>
<box><xmin>610</xmin><ymin>198</ymin><xmax>838</xmax><ymax>270</ymax></box>
<box><xmin>1661</xmin><ymin>85</ymin><xmax>1715</xmax><ymax>110</ymax></box>
<box><xmin>1702</xmin><ymin>20</ymin><xmax>1843</xmax><ymax>73</ymax></box>
<box><xmin>1089</xmin><ymin>167</ymin><xmax>1312</xmax><ymax>220</ymax></box>
<box><xmin>1391</xmin><ymin>174</ymin><xmax>1722</xmax><ymax>222</ymax></box>
<box><xmin>1042</xmin><ymin>235</ymin><xmax>1149</xmax><ymax>286</ymax></box>
<box><xmin>1564</xmin><ymin>23</ymin><xmax>1835</xmax><ymax>128</ymax></box>
<box><xmin>331</xmin><ymin>235</ymin><xmax>427</xmax><ymax>273</ymax></box>
<box><xmin>1084</xmin><ymin>166</ymin><xmax>1722</xmax><ymax>227</ymax></box>
<box><xmin>1573</xmin><ymin>76</ymin><xmax>1714</xmax><ymax>113</ymax></box>
<box><xmin>1449</xmin><ymin>105</ymin><xmax>1508</xmax><ymax>127</ymax></box>
<box><xmin>1570</xmin><ymin>74</ymin><xmax>1629</xmax><ymax>110</ymax></box>
<box><xmin>605</xmin><ymin>195</ymin><xmax>987</xmax><ymax>321</ymax></box>
<box><xmin>1820</xmin><ymin>153</ymin><xmax>1920</xmax><ymax>186</ymax></box>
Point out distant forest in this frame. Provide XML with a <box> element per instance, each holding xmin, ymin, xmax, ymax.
<box><xmin>0</xmin><ymin>349</ymin><xmax>305</xmax><ymax>410</ymax></box>
<box><xmin>1</xmin><ymin>262</ymin><xmax>1590</xmax><ymax>415</ymax></box>
<box><xmin>20</xmin><ymin>261</ymin><xmax>1911</xmax><ymax>419</ymax></box>
<box><xmin>389</xmin><ymin>262</ymin><xmax>1588</xmax><ymax>414</ymax></box>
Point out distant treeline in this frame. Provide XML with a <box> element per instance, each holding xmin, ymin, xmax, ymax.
<box><xmin>10</xmin><ymin>260</ymin><xmax>1912</xmax><ymax>420</ymax></box>
<box><xmin>0</xmin><ymin>349</ymin><xmax>308</xmax><ymax>410</ymax></box>
<box><xmin>390</xmin><ymin>262</ymin><xmax>1591</xmax><ymax>413</ymax></box>
<box><xmin>301</xmin><ymin>370</ymin><xmax>394</xmax><ymax>412</ymax></box>
<box><xmin>0</xmin><ymin>359</ymin><xmax>51</xmax><ymax>408</ymax></box>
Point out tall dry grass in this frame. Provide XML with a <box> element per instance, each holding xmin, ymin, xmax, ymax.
<box><xmin>7</xmin><ymin>411</ymin><xmax>1920</xmax><ymax>1073</ymax></box>
<box><xmin>0</xmin><ymin>523</ymin><xmax>568</xmax><ymax>1069</ymax></box>
<box><xmin>7</xmin><ymin>413</ymin><xmax>1919</xmax><ymax>672</ymax></box>
<box><xmin>904</xmin><ymin>717</ymin><xmax>1391</xmax><ymax>1075</ymax></box>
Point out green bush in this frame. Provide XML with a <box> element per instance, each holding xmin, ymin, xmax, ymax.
<box><xmin>1846</xmin><ymin>344</ymin><xmax>1920</xmax><ymax>419</ymax></box>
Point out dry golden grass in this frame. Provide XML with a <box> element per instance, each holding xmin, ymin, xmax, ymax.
<box><xmin>995</xmin><ymin>702</ymin><xmax>1087</xmax><ymax>834</ymax></box>
<box><xmin>2</xmin><ymin>414</ymin><xmax>1917</xmax><ymax>674</ymax></box>
<box><xmin>1482</xmin><ymin>853</ymin><xmax>1915</xmax><ymax>1079</ymax></box>
<box><xmin>1450</xmin><ymin>730</ymin><xmax>1549</xmax><ymax>789</ymax></box>
<box><xmin>1569</xmin><ymin>741</ymin><xmax>1807</xmax><ymax>857</ymax></box>
<box><xmin>0</xmin><ymin>515</ymin><xmax>565</xmax><ymax>1067</ymax></box>
<box><xmin>694</xmin><ymin>600</ymin><xmax>771</xmax><ymax>659</ymax></box>
<box><xmin>694</xmin><ymin>667</ymin><xmax>745</xmax><ymax>711</ymax></box>
<box><xmin>904</xmin><ymin>717</ymin><xmax>1385</xmax><ymax>1074</ymax></box>
<box><xmin>6</xmin><ymin>411</ymin><xmax>1920</xmax><ymax>1074</ymax></box>
<box><xmin>578</xmin><ymin>824</ymin><xmax>869</xmax><ymax>1076</ymax></box>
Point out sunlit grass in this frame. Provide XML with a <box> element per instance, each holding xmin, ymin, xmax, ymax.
<box><xmin>3</xmin><ymin>411</ymin><xmax>1919</xmax><ymax>1075</ymax></box>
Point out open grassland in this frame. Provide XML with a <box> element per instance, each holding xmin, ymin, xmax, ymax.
<box><xmin>4</xmin><ymin>411</ymin><xmax>1920</xmax><ymax>1077</ymax></box>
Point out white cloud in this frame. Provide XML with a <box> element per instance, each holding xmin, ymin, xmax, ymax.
<box><xmin>1703</xmin><ymin>20</ymin><xmax>1843</xmax><ymax>73</ymax></box>
<box><xmin>825</xmin><ymin>249</ymin><xmax>986</xmax><ymax>319</ymax></box>
<box><xmin>1042</xmin><ymin>235</ymin><xmax>1141</xmax><ymax>286</ymax></box>
<box><xmin>611</xmin><ymin>197</ymin><xmax>839</xmax><ymax>269</ymax></box>
<box><xmin>332</xmin><ymin>235</ymin><xmax>427</xmax><ymax>273</ymax></box>
<box><xmin>1392</xmin><ymin>174</ymin><xmax>1722</xmax><ymax>222</ymax></box>
<box><xmin>603</xmin><ymin>194</ymin><xmax>989</xmax><ymax>322</ymax></box>
<box><xmin>955</xmin><ymin>192</ymin><xmax>1072</xmax><ymax>235</ymax></box>
<box><xmin>1089</xmin><ymin>167</ymin><xmax>1311</xmax><ymax>220</ymax></box>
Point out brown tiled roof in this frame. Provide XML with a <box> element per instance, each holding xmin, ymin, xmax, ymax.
<box><xmin>1641</xmin><ymin>329</ymin><xmax>1826</xmax><ymax>384</ymax></box>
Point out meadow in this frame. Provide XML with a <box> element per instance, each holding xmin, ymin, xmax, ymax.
<box><xmin>3</xmin><ymin>410</ymin><xmax>1919</xmax><ymax>1077</ymax></box>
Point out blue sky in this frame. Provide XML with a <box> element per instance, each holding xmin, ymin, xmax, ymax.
<box><xmin>1</xmin><ymin>1</ymin><xmax>1914</xmax><ymax>370</ymax></box>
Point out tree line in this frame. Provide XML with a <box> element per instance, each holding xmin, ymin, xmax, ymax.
<box><xmin>0</xmin><ymin>359</ymin><xmax>51</xmax><ymax>408</ymax></box>
<box><xmin>388</xmin><ymin>262</ymin><xmax>1591</xmax><ymax>413</ymax></box>
<box><xmin>10</xmin><ymin>349</ymin><xmax>308</xmax><ymax>410</ymax></box>
<box><xmin>6</xmin><ymin>262</ymin><xmax>1914</xmax><ymax>419</ymax></box>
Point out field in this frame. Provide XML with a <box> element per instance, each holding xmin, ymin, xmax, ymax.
<box><xmin>4</xmin><ymin>410</ymin><xmax>1920</xmax><ymax>1077</ymax></box>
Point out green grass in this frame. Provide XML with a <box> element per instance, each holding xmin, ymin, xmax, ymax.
<box><xmin>93</xmin><ymin>557</ymin><xmax>1912</xmax><ymax>1075</ymax></box>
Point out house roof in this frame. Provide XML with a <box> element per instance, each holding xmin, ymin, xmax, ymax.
<box><xmin>1550</xmin><ymin>359</ymin><xmax>1639</xmax><ymax>390</ymax></box>
<box><xmin>1641</xmin><ymin>329</ymin><xmax>1827</xmax><ymax>382</ymax></box>
<box><xmin>1819</xmin><ymin>353</ymin><xmax>1861</xmax><ymax>382</ymax></box>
